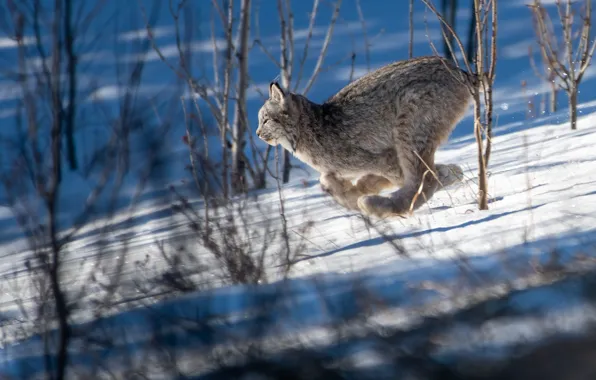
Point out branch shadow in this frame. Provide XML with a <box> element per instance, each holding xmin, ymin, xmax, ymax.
<box><xmin>296</xmin><ymin>204</ymin><xmax>546</xmax><ymax>263</ymax></box>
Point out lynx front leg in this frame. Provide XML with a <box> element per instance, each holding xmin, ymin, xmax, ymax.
<box><xmin>320</xmin><ymin>173</ymin><xmax>393</xmax><ymax>211</ymax></box>
<box><xmin>319</xmin><ymin>172</ymin><xmax>361</xmax><ymax>210</ymax></box>
<box><xmin>355</xmin><ymin>174</ymin><xmax>394</xmax><ymax>195</ymax></box>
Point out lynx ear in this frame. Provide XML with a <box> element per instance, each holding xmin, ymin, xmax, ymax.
<box><xmin>269</xmin><ymin>81</ymin><xmax>285</xmax><ymax>103</ymax></box>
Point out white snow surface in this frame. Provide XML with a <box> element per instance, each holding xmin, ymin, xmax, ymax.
<box><xmin>1</xmin><ymin>0</ymin><xmax>596</xmax><ymax>377</ymax></box>
<box><xmin>1</xmin><ymin>108</ymin><xmax>596</xmax><ymax>378</ymax></box>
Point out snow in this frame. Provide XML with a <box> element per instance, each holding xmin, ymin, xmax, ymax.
<box><xmin>2</xmin><ymin>106</ymin><xmax>596</xmax><ymax>378</ymax></box>
<box><xmin>1</xmin><ymin>0</ymin><xmax>596</xmax><ymax>378</ymax></box>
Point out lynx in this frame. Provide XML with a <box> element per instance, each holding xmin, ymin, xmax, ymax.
<box><xmin>256</xmin><ymin>56</ymin><xmax>475</xmax><ymax>218</ymax></box>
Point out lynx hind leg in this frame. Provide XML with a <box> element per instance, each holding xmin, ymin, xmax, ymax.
<box><xmin>358</xmin><ymin>145</ymin><xmax>439</xmax><ymax>218</ymax></box>
<box><xmin>435</xmin><ymin>164</ymin><xmax>464</xmax><ymax>189</ymax></box>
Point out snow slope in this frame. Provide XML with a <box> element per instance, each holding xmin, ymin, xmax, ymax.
<box><xmin>1</xmin><ymin>0</ymin><xmax>596</xmax><ymax>378</ymax></box>
<box><xmin>2</xmin><ymin>101</ymin><xmax>596</xmax><ymax>379</ymax></box>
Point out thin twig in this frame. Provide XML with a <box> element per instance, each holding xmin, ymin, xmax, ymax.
<box><xmin>355</xmin><ymin>0</ymin><xmax>370</xmax><ymax>71</ymax></box>
<box><xmin>303</xmin><ymin>0</ymin><xmax>343</xmax><ymax>95</ymax></box>
<box><xmin>293</xmin><ymin>0</ymin><xmax>320</xmax><ymax>92</ymax></box>
<box><xmin>409</xmin><ymin>0</ymin><xmax>414</xmax><ymax>58</ymax></box>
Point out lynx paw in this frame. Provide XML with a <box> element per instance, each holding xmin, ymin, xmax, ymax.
<box><xmin>319</xmin><ymin>173</ymin><xmax>352</xmax><ymax>196</ymax></box>
<box><xmin>357</xmin><ymin>195</ymin><xmax>407</xmax><ymax>219</ymax></box>
<box><xmin>437</xmin><ymin>164</ymin><xmax>464</xmax><ymax>188</ymax></box>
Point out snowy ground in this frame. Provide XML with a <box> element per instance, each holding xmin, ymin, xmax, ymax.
<box><xmin>1</xmin><ymin>0</ymin><xmax>596</xmax><ymax>378</ymax></box>
<box><xmin>2</xmin><ymin>104</ymin><xmax>596</xmax><ymax>378</ymax></box>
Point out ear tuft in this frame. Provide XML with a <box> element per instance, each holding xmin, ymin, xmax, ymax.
<box><xmin>269</xmin><ymin>82</ymin><xmax>285</xmax><ymax>103</ymax></box>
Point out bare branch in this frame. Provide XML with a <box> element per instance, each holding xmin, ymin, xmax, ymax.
<box><xmin>409</xmin><ymin>0</ymin><xmax>414</xmax><ymax>58</ymax></box>
<box><xmin>529</xmin><ymin>0</ymin><xmax>594</xmax><ymax>129</ymax></box>
<box><xmin>254</xmin><ymin>39</ymin><xmax>282</xmax><ymax>68</ymax></box>
<box><xmin>293</xmin><ymin>0</ymin><xmax>320</xmax><ymax>92</ymax></box>
<box><xmin>253</xmin><ymin>0</ymin><xmax>282</xmax><ymax>71</ymax></box>
<box><xmin>529</xmin><ymin>2</ymin><xmax>571</xmax><ymax>82</ymax></box>
<box><xmin>577</xmin><ymin>0</ymin><xmax>595</xmax><ymax>80</ymax></box>
<box><xmin>285</xmin><ymin>0</ymin><xmax>295</xmax><ymax>79</ymax></box>
<box><xmin>210</xmin><ymin>8</ymin><xmax>222</xmax><ymax>91</ymax></box>
<box><xmin>355</xmin><ymin>0</ymin><xmax>370</xmax><ymax>71</ymax></box>
<box><xmin>302</xmin><ymin>0</ymin><xmax>343</xmax><ymax>95</ymax></box>
<box><xmin>419</xmin><ymin>0</ymin><xmax>474</xmax><ymax>74</ymax></box>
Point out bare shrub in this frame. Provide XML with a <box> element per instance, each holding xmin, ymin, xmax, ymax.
<box><xmin>529</xmin><ymin>43</ymin><xmax>559</xmax><ymax>114</ymax></box>
<box><xmin>421</xmin><ymin>0</ymin><xmax>498</xmax><ymax>210</ymax></box>
<box><xmin>0</xmin><ymin>1</ymin><xmax>179</xmax><ymax>377</ymax></box>
<box><xmin>528</xmin><ymin>0</ymin><xmax>596</xmax><ymax>130</ymax></box>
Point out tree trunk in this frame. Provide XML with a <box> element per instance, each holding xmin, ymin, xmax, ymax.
<box><xmin>474</xmin><ymin>96</ymin><xmax>489</xmax><ymax>210</ymax></box>
<box><xmin>282</xmin><ymin>149</ymin><xmax>291</xmax><ymax>183</ymax></box>
<box><xmin>64</xmin><ymin>0</ymin><xmax>78</xmax><ymax>171</ymax></box>
<box><xmin>231</xmin><ymin>0</ymin><xmax>251</xmax><ymax>194</ymax></box>
<box><xmin>569</xmin><ymin>88</ymin><xmax>578</xmax><ymax>130</ymax></box>
<box><xmin>442</xmin><ymin>0</ymin><xmax>457</xmax><ymax>60</ymax></box>
<box><xmin>49</xmin><ymin>1</ymin><xmax>70</xmax><ymax>378</ymax></box>
<box><xmin>466</xmin><ymin>1</ymin><xmax>476</xmax><ymax>64</ymax></box>
<box><xmin>409</xmin><ymin>0</ymin><xmax>414</xmax><ymax>58</ymax></box>
<box><xmin>550</xmin><ymin>83</ymin><xmax>557</xmax><ymax>113</ymax></box>
<box><xmin>221</xmin><ymin>0</ymin><xmax>235</xmax><ymax>199</ymax></box>
<box><xmin>473</xmin><ymin>0</ymin><xmax>488</xmax><ymax>211</ymax></box>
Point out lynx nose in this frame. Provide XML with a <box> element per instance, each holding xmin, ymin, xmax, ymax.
<box><xmin>256</xmin><ymin>128</ymin><xmax>262</xmax><ymax>138</ymax></box>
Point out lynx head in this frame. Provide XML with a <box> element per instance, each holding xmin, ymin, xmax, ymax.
<box><xmin>256</xmin><ymin>82</ymin><xmax>300</xmax><ymax>152</ymax></box>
